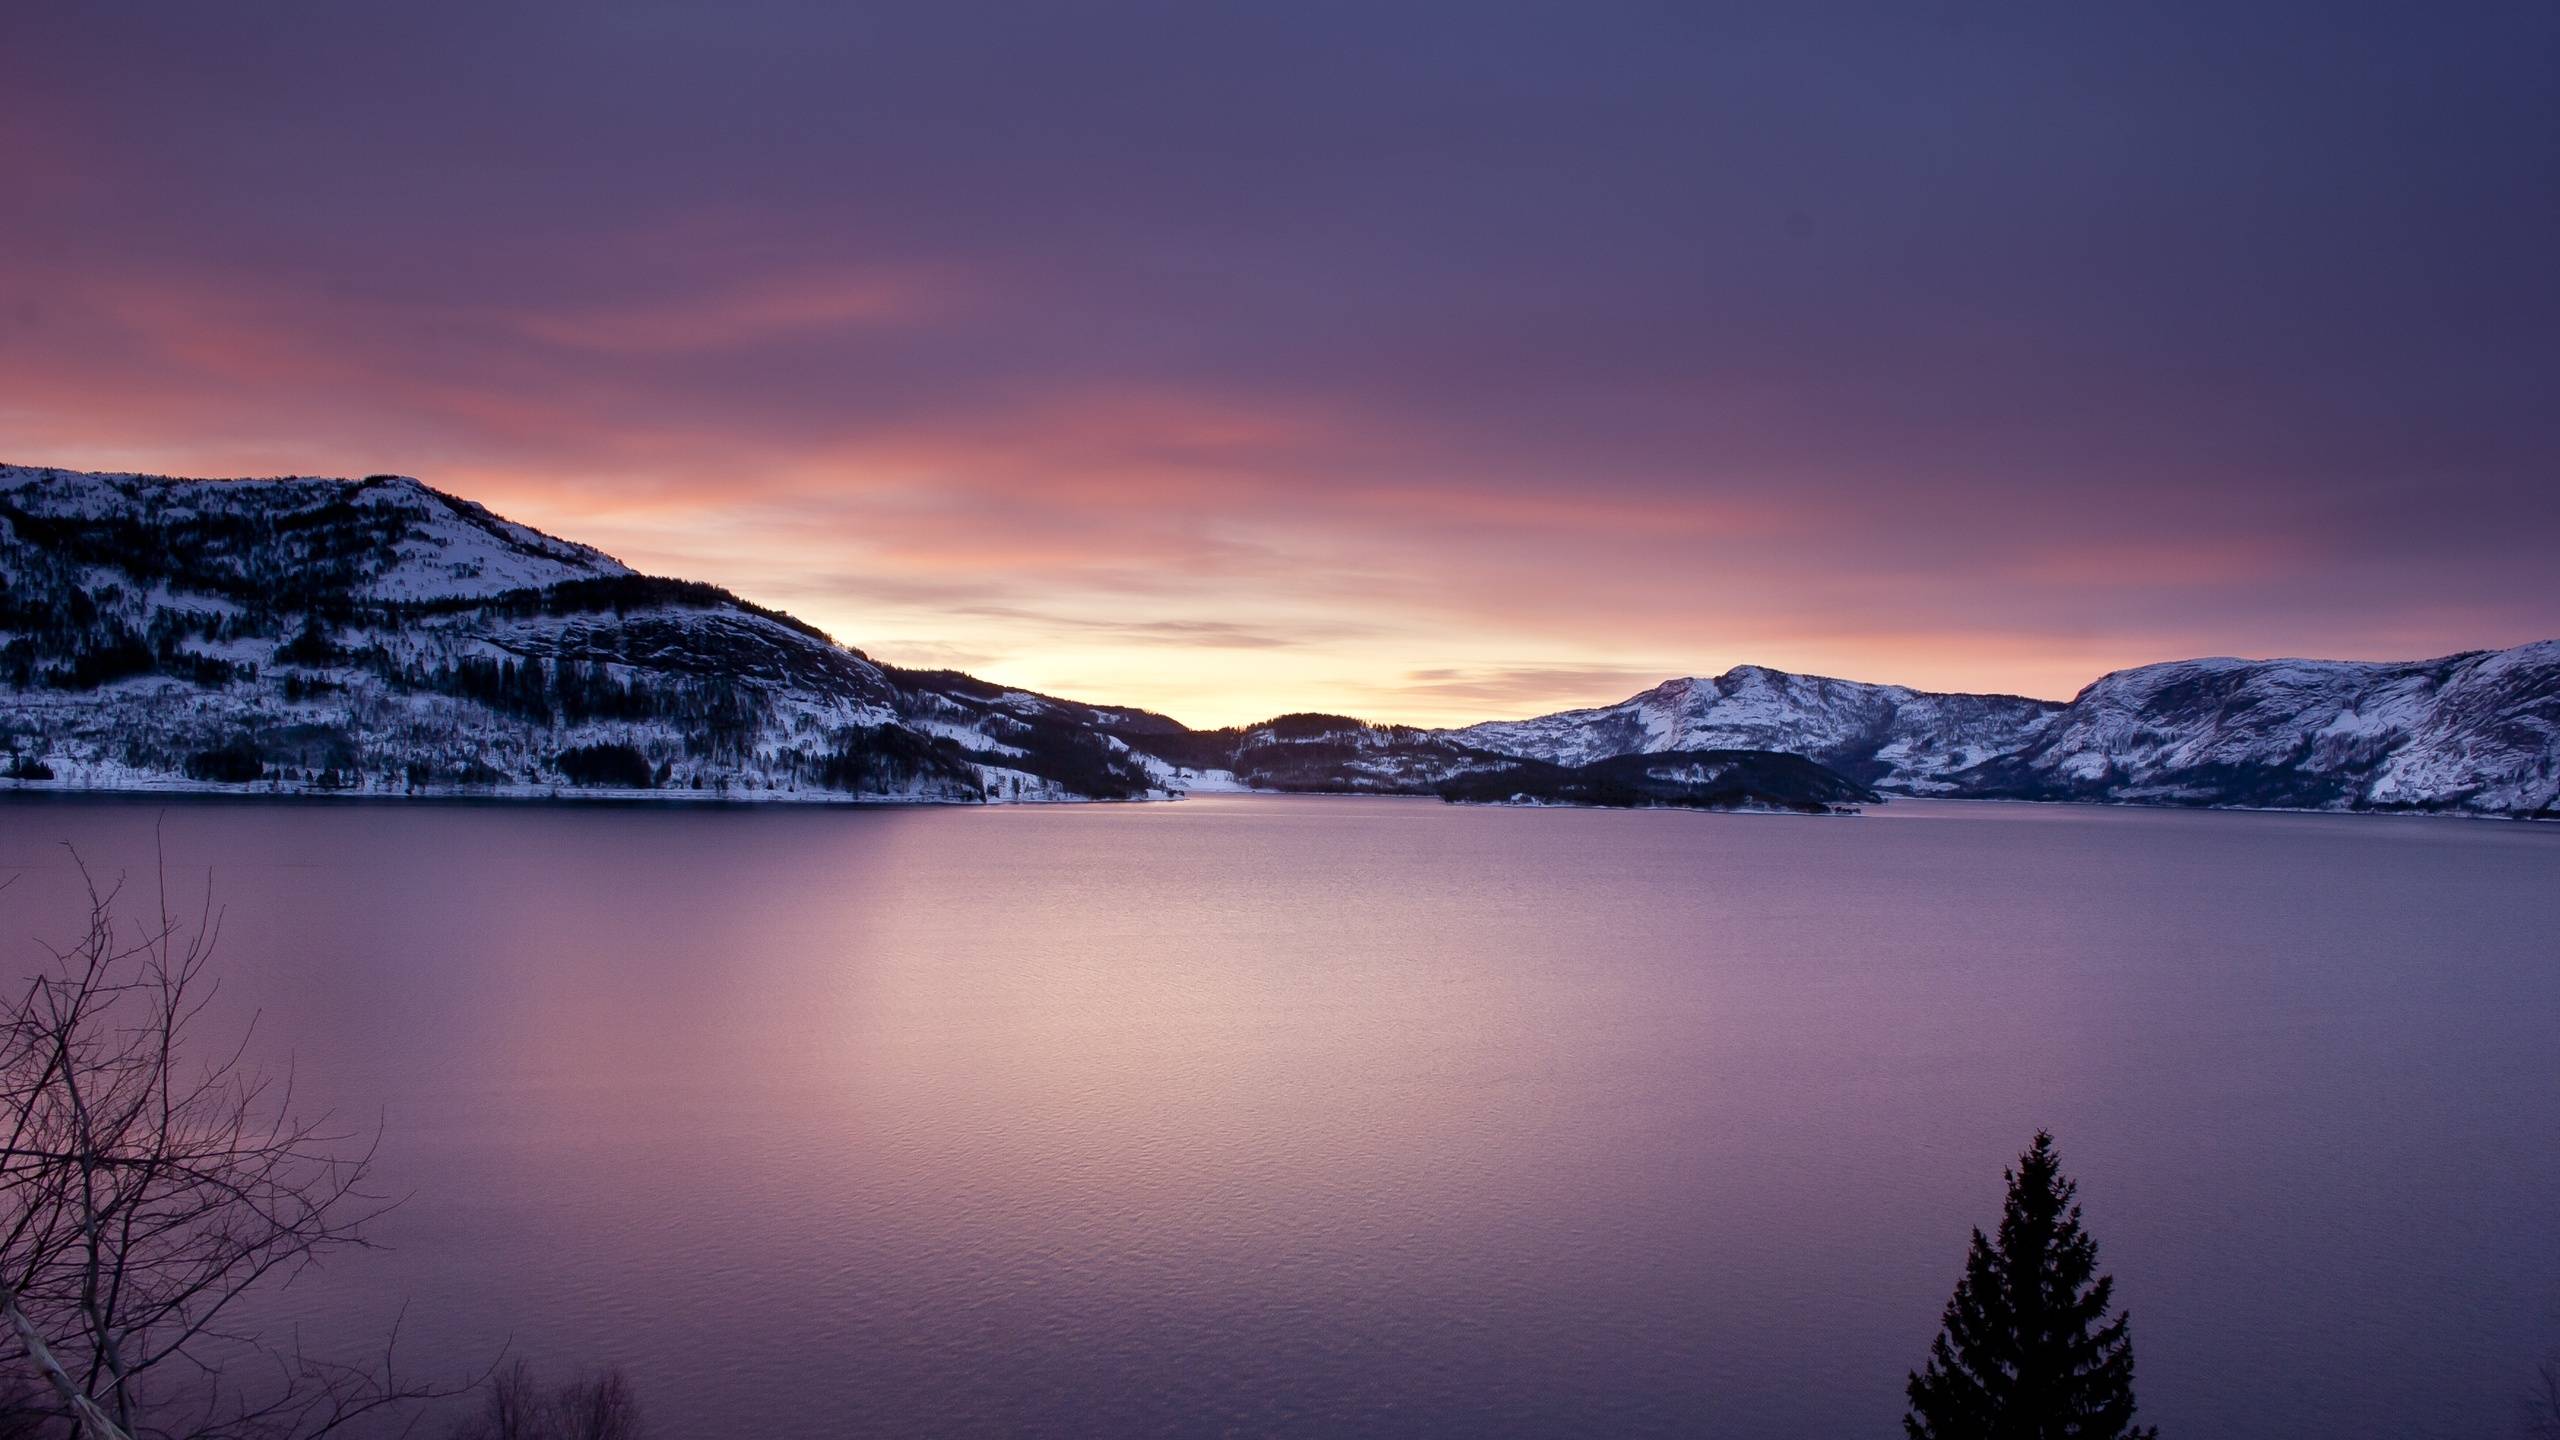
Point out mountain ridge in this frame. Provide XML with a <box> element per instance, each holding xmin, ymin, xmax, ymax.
<box><xmin>4</xmin><ymin>464</ymin><xmax>2553</xmax><ymax>817</ymax></box>
<box><xmin>1448</xmin><ymin>646</ymin><xmax>2560</xmax><ymax>818</ymax></box>
<box><xmin>0</xmin><ymin>463</ymin><xmax>1170</xmax><ymax>804</ymax></box>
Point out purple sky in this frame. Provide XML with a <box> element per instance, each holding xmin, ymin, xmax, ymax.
<box><xmin>5</xmin><ymin>1</ymin><xmax>2555</xmax><ymax>724</ymax></box>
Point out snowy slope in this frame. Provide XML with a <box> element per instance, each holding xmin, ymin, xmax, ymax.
<box><xmin>0</xmin><ymin>465</ymin><xmax>1162</xmax><ymax>803</ymax></box>
<box><xmin>0</xmin><ymin>465</ymin><xmax>628</xmax><ymax>602</ymax></box>
<box><xmin>1080</xmin><ymin>709</ymin><xmax>1874</xmax><ymax>808</ymax></box>
<box><xmin>1454</xmin><ymin>667</ymin><xmax>2060</xmax><ymax>792</ymax></box>
<box><xmin>7</xmin><ymin>463</ymin><xmax>2552</xmax><ymax>816</ymax></box>
<box><xmin>1450</xmin><ymin>649</ymin><xmax>2560</xmax><ymax>817</ymax></box>
<box><xmin>1965</xmin><ymin>644</ymin><xmax>2560</xmax><ymax>815</ymax></box>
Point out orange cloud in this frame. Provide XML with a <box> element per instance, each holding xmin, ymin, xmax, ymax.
<box><xmin>7</xmin><ymin>251</ymin><xmax>2550</xmax><ymax>730</ymax></box>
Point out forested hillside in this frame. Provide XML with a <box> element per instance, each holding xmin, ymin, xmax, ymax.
<box><xmin>0</xmin><ymin>465</ymin><xmax>1165</xmax><ymax>802</ymax></box>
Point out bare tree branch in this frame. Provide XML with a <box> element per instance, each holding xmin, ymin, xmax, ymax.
<box><xmin>2525</xmin><ymin>1352</ymin><xmax>2560</xmax><ymax>1440</ymax></box>
<box><xmin>2</xmin><ymin>850</ymin><xmax>471</xmax><ymax>1439</ymax></box>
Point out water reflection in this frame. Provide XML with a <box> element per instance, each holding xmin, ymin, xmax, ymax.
<box><xmin>0</xmin><ymin>795</ymin><xmax>2553</xmax><ymax>1437</ymax></box>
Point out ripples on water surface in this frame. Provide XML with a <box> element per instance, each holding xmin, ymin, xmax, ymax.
<box><xmin>1</xmin><ymin>794</ymin><xmax>2554</xmax><ymax>1438</ymax></box>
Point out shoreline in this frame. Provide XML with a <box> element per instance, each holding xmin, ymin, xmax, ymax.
<box><xmin>4</xmin><ymin>778</ymin><xmax>2548</xmax><ymax>824</ymax></box>
<box><xmin>0</xmin><ymin>779</ymin><xmax>1164</xmax><ymax>811</ymax></box>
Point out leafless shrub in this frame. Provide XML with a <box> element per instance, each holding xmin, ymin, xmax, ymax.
<box><xmin>0</xmin><ymin>856</ymin><xmax>467</xmax><ymax>1439</ymax></box>
<box><xmin>444</xmin><ymin>1362</ymin><xmax>641</xmax><ymax>1440</ymax></box>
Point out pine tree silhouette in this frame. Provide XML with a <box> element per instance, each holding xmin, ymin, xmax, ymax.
<box><xmin>1905</xmin><ymin>1131</ymin><xmax>2157</xmax><ymax>1439</ymax></box>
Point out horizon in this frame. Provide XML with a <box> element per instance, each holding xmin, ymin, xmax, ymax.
<box><xmin>12</xmin><ymin>456</ymin><xmax>2553</xmax><ymax>733</ymax></box>
<box><xmin>4</xmin><ymin>8</ymin><xmax>2558</xmax><ymax>1436</ymax></box>
<box><xmin>7</xmin><ymin>3</ymin><xmax>2556</xmax><ymax>727</ymax></box>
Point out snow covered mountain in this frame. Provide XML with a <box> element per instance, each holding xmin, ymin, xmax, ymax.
<box><xmin>1451</xmin><ymin>649</ymin><xmax>2560</xmax><ymax>818</ymax></box>
<box><xmin>0</xmin><ymin>464</ymin><xmax>1166</xmax><ymax>802</ymax></box>
<box><xmin>1113</xmin><ymin>713</ymin><xmax>1511</xmax><ymax>793</ymax></box>
<box><xmin>1454</xmin><ymin>668</ymin><xmax>2061</xmax><ymax>792</ymax></box>
<box><xmin>1435</xmin><ymin>749</ymin><xmax>1877</xmax><ymax>812</ymax></box>
<box><xmin>1085</xmin><ymin>711</ymin><xmax>1879</xmax><ymax>809</ymax></box>
<box><xmin>6</xmin><ymin>463</ymin><xmax>2552</xmax><ymax>817</ymax></box>
<box><xmin>1955</xmin><ymin>646</ymin><xmax>2560</xmax><ymax>815</ymax></box>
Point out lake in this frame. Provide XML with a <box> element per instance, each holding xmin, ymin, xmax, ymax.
<box><xmin>1</xmin><ymin>793</ymin><xmax>2554</xmax><ymax>1437</ymax></box>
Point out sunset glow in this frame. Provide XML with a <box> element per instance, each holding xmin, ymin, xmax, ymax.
<box><xmin>5</xmin><ymin>4</ymin><xmax>2553</xmax><ymax>726</ymax></box>
<box><xmin>4</xmin><ymin>9</ymin><xmax>2559</xmax><ymax>1437</ymax></box>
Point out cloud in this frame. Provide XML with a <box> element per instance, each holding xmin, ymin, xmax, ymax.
<box><xmin>3</xmin><ymin>1</ymin><xmax>2555</xmax><ymax>727</ymax></box>
<box><xmin>947</xmin><ymin>609</ymin><xmax>1333</xmax><ymax>651</ymax></box>
<box><xmin>509</xmin><ymin>270</ymin><xmax>946</xmax><ymax>354</ymax></box>
<box><xmin>1387</xmin><ymin>665</ymin><xmax>1683</xmax><ymax>710</ymax></box>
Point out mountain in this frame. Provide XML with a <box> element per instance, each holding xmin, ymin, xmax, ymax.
<box><xmin>1452</xmin><ymin>649</ymin><xmax>2560</xmax><ymax>819</ymax></box>
<box><xmin>1453</xmin><ymin>668</ymin><xmax>2061</xmax><ymax>792</ymax></box>
<box><xmin>1436</xmin><ymin>750</ymin><xmax>1877</xmax><ymax>812</ymax></box>
<box><xmin>1085</xmin><ymin>712</ymin><xmax>1874</xmax><ymax>811</ymax></box>
<box><xmin>5</xmin><ymin>463</ymin><xmax>2552</xmax><ymax>818</ymax></box>
<box><xmin>0</xmin><ymin>465</ymin><xmax>1167</xmax><ymax>802</ymax></box>
<box><xmin>1099</xmin><ymin>713</ymin><xmax>1510</xmax><ymax>793</ymax></box>
<box><xmin>1949</xmin><ymin>647</ymin><xmax>2560</xmax><ymax>815</ymax></box>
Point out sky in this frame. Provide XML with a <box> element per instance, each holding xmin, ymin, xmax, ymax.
<box><xmin>3</xmin><ymin>1</ymin><xmax>2555</xmax><ymax>727</ymax></box>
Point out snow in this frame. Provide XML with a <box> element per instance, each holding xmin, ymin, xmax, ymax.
<box><xmin>1448</xmin><ymin>647</ymin><xmax>2558</xmax><ymax>817</ymax></box>
<box><xmin>1</xmin><ymin>463</ymin><xmax>628</xmax><ymax>604</ymax></box>
<box><xmin>0</xmin><ymin>465</ymin><xmax>1164</xmax><ymax>805</ymax></box>
<box><xmin>348</xmin><ymin>478</ymin><xmax>629</xmax><ymax>601</ymax></box>
<box><xmin>1454</xmin><ymin>666</ymin><xmax>2059</xmax><ymax>790</ymax></box>
<box><xmin>7</xmin><ymin>462</ymin><xmax>2554</xmax><ymax>818</ymax></box>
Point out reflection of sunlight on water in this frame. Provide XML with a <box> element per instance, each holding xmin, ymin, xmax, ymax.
<box><xmin>1</xmin><ymin>795</ymin><xmax>2555</xmax><ymax>1438</ymax></box>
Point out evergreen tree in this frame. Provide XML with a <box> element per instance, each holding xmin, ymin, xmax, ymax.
<box><xmin>1905</xmin><ymin>1131</ymin><xmax>2156</xmax><ymax>1440</ymax></box>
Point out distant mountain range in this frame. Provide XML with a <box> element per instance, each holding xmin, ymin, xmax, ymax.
<box><xmin>1453</xmin><ymin>651</ymin><xmax>2560</xmax><ymax>816</ymax></box>
<box><xmin>3</xmin><ymin>465</ymin><xmax>2553</xmax><ymax>817</ymax></box>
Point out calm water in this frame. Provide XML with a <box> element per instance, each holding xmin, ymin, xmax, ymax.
<box><xmin>1</xmin><ymin>794</ymin><xmax>2554</xmax><ymax>1438</ymax></box>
